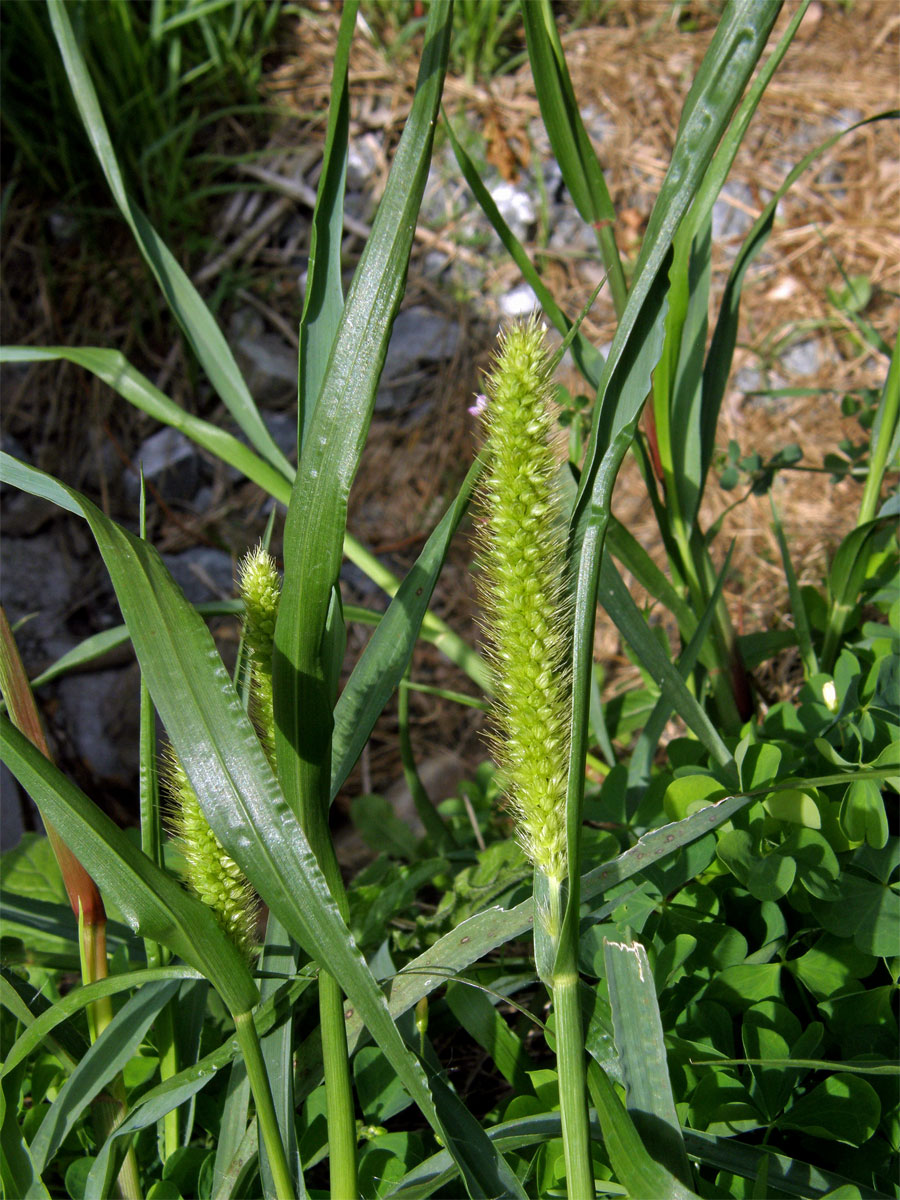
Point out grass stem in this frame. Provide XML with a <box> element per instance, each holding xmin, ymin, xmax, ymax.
<box><xmin>319</xmin><ymin>971</ymin><xmax>359</xmax><ymax>1200</ymax></box>
<box><xmin>234</xmin><ymin>1009</ymin><xmax>295</xmax><ymax>1200</ymax></box>
<box><xmin>553</xmin><ymin>966</ymin><xmax>594</xmax><ymax>1199</ymax></box>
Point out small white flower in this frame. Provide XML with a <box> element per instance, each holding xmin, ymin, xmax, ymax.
<box><xmin>822</xmin><ymin>680</ymin><xmax>838</xmax><ymax>712</ymax></box>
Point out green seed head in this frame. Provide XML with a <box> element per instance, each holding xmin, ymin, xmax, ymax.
<box><xmin>164</xmin><ymin>751</ymin><xmax>258</xmax><ymax>958</ymax></box>
<box><xmin>476</xmin><ymin>317</ymin><xmax>570</xmax><ymax>883</ymax></box>
<box><xmin>239</xmin><ymin>545</ymin><xmax>281</xmax><ymax>767</ymax></box>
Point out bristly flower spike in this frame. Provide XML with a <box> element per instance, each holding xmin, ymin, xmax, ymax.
<box><xmin>476</xmin><ymin>317</ymin><xmax>570</xmax><ymax>884</ymax></box>
<box><xmin>164</xmin><ymin>547</ymin><xmax>282</xmax><ymax>960</ymax></box>
<box><xmin>165</xmin><ymin>753</ymin><xmax>259</xmax><ymax>958</ymax></box>
<box><xmin>238</xmin><ymin>545</ymin><xmax>281</xmax><ymax>769</ymax></box>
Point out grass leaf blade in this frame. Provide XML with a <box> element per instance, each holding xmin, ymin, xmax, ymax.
<box><xmin>45</xmin><ymin>0</ymin><xmax>292</xmax><ymax>477</ymax></box>
<box><xmin>298</xmin><ymin>0</ymin><xmax>358</xmax><ymax>447</ymax></box>
<box><xmin>274</xmin><ymin>0</ymin><xmax>452</xmax><ymax>824</ymax></box>
<box><xmin>604</xmin><ymin>939</ymin><xmax>693</xmax><ymax>1188</ymax></box>
<box><xmin>331</xmin><ymin>457</ymin><xmax>482</xmax><ymax>800</ymax></box>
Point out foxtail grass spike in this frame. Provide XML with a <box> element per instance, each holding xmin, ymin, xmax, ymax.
<box><xmin>239</xmin><ymin>544</ymin><xmax>281</xmax><ymax>767</ymax></box>
<box><xmin>165</xmin><ymin>753</ymin><xmax>258</xmax><ymax>958</ymax></box>
<box><xmin>476</xmin><ymin>317</ymin><xmax>570</xmax><ymax>883</ymax></box>
<box><xmin>163</xmin><ymin>549</ymin><xmax>281</xmax><ymax>959</ymax></box>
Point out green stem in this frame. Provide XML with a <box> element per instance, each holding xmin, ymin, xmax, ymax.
<box><xmin>234</xmin><ymin>1010</ymin><xmax>295</xmax><ymax>1200</ymax></box>
<box><xmin>305</xmin><ymin>805</ymin><xmax>359</xmax><ymax>1199</ymax></box>
<box><xmin>552</xmin><ymin>958</ymin><xmax>594</xmax><ymax>1199</ymax></box>
<box><xmin>540</xmin><ymin>874</ymin><xmax>593</xmax><ymax>1200</ymax></box>
<box><xmin>319</xmin><ymin>971</ymin><xmax>358</xmax><ymax>1200</ymax></box>
<box><xmin>857</xmin><ymin>330</ymin><xmax>899</xmax><ymax>527</ymax></box>
<box><xmin>157</xmin><ymin>1005</ymin><xmax>180</xmax><ymax>1161</ymax></box>
<box><xmin>80</xmin><ymin>916</ymin><xmax>143</xmax><ymax>1200</ymax></box>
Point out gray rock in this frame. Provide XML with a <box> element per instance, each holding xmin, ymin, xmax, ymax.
<box><xmin>262</xmin><ymin>411</ymin><xmax>298</xmax><ymax>463</ymax></box>
<box><xmin>499</xmin><ymin>284</ymin><xmax>539</xmax><ymax>317</ymax></box>
<box><xmin>55</xmin><ymin>666</ymin><xmax>139</xmax><ymax>784</ymax></box>
<box><xmin>0</xmin><ymin>761</ymin><xmax>44</xmax><ymax>852</ymax></box>
<box><xmin>127</xmin><ymin>427</ymin><xmax>203</xmax><ymax>503</ymax></box>
<box><xmin>236</xmin><ymin>332</ymin><xmax>298</xmax><ymax>404</ymax></box>
<box><xmin>1</xmin><ymin>438</ymin><xmax>55</xmax><ymax>534</ymax></box>
<box><xmin>0</xmin><ymin>430</ymin><xmax>27</xmax><ymax>473</ymax></box>
<box><xmin>582</xmin><ymin>104</ymin><xmax>615</xmax><ymax>147</ymax></box>
<box><xmin>548</xmin><ymin>209</ymin><xmax>594</xmax><ymax>255</ymax></box>
<box><xmin>47</xmin><ymin>207</ymin><xmax>81</xmax><ymax>245</ymax></box>
<box><xmin>376</xmin><ymin>307</ymin><xmax>461</xmax><ymax>413</ymax></box>
<box><xmin>230</xmin><ymin>307</ymin><xmax>298</xmax><ymax>405</ymax></box>
<box><xmin>780</xmin><ymin>338</ymin><xmax>821</xmax><ymax>376</ymax></box>
<box><xmin>489</xmin><ymin>181</ymin><xmax>536</xmax><ymax>242</ymax></box>
<box><xmin>734</xmin><ymin>365</ymin><xmax>764</xmax><ymax>395</ymax></box>
<box><xmin>346</xmin><ymin>132</ymin><xmax>381</xmax><ymax>191</ymax></box>
<box><xmin>161</xmin><ymin>547</ymin><xmax>235</xmax><ymax>604</ymax></box>
<box><xmin>340</xmin><ymin>559</ymin><xmax>387</xmax><ymax>609</ymax></box>
<box><xmin>0</xmin><ymin>534</ymin><xmax>79</xmax><ymax>673</ymax></box>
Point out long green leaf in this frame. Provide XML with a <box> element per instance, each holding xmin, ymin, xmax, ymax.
<box><xmin>699</xmin><ymin>111</ymin><xmax>898</xmax><ymax>507</ymax></box>
<box><xmin>0</xmin><ymin>453</ymin><xmax>451</xmax><ymax>1146</ymax></box>
<box><xmin>1</xmin><ymin>1062</ymin><xmax>50</xmax><ymax>1200</ymax></box>
<box><xmin>344</xmin><ymin>792</ymin><xmax>755</xmax><ymax>1055</ymax></box>
<box><xmin>0</xmin><ymin>346</ymin><xmax>489</xmax><ymax>692</ymax></box>
<box><xmin>385</xmin><ymin>1112</ymin><xmax>880</xmax><ymax>1200</ymax></box>
<box><xmin>330</xmin><ymin>456</ymin><xmax>482</xmax><ymax>800</ymax></box>
<box><xmin>604</xmin><ymin>939</ymin><xmax>693</xmax><ymax>1187</ymax></box>
<box><xmin>29</xmin><ymin>980</ymin><xmax>181</xmax><ymax>1173</ymax></box>
<box><xmin>211</xmin><ymin>1060</ymin><xmax>252</xmax><ymax>1200</ymax></box>
<box><xmin>87</xmin><ymin>975</ymin><xmax>314</xmax><ymax>1184</ymax></box>
<box><xmin>444</xmin><ymin>984</ymin><xmax>533</xmax><ymax>1095</ymax></box>
<box><xmin>2</xmin><ymin>966</ymin><xmax>206</xmax><ymax>1081</ymax></box>
<box><xmin>681</xmin><ymin>1129</ymin><xmax>885</xmax><ymax>1199</ymax></box>
<box><xmin>443</xmin><ymin>109</ymin><xmax>604</xmax><ymax>388</ymax></box>
<box><xmin>0</xmin><ymin>719</ymin><xmax>258</xmax><ymax>1017</ymax></box>
<box><xmin>0</xmin><ymin>889</ymin><xmax>134</xmax><ymax>956</ymax></box>
<box><xmin>858</xmin><ymin>329</ymin><xmax>899</xmax><ymax>525</ymax></box>
<box><xmin>45</xmin><ymin>0</ymin><xmax>291</xmax><ymax>477</ymax></box>
<box><xmin>521</xmin><ymin>0</ymin><xmax>626</xmax><ymax>314</ymax></box>
<box><xmin>627</xmin><ymin>544</ymin><xmax>733</xmax><ymax>794</ymax></box>
<box><xmin>258</xmin><ymin>911</ymin><xmax>306</xmax><ymax>1200</ymax></box>
<box><xmin>563</xmin><ymin>0</ymin><xmax>778</xmax><ymax>945</ymax></box>
<box><xmin>0</xmin><ymin>346</ymin><xmax>291</xmax><ymax>498</ymax></box>
<box><xmin>0</xmin><ymin>969</ymin><xmax>83</xmax><ymax>1074</ymax></box>
<box><xmin>298</xmin><ymin>0</ymin><xmax>357</xmax><ymax>447</ymax></box>
<box><xmin>425</xmin><ymin>1068</ymin><xmax>527</xmax><ymax>1200</ymax></box>
<box><xmin>658</xmin><ymin>1</ymin><xmax>808</xmax><ymax>529</ymax></box>
<box><xmin>587</xmin><ymin>1061</ymin><xmax>699</xmax><ymax>1199</ymax></box>
<box><xmin>274</xmin><ymin>0</ymin><xmax>453</xmax><ymax>829</ymax></box>
<box><xmin>598</xmin><ymin>554</ymin><xmax>732</xmax><ymax>769</ymax></box>
<box><xmin>770</xmin><ymin>496</ymin><xmax>818</xmax><ymax>678</ymax></box>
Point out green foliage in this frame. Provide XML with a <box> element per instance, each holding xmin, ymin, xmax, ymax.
<box><xmin>1</xmin><ymin>0</ymin><xmax>282</xmax><ymax>241</ymax></box>
<box><xmin>362</xmin><ymin>0</ymin><xmax>525</xmax><ymax>83</ymax></box>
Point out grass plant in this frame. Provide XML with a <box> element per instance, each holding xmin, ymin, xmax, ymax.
<box><xmin>1</xmin><ymin>0</ymin><xmax>282</xmax><ymax>240</ymax></box>
<box><xmin>1</xmin><ymin>1</ymin><xmax>897</xmax><ymax>1198</ymax></box>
